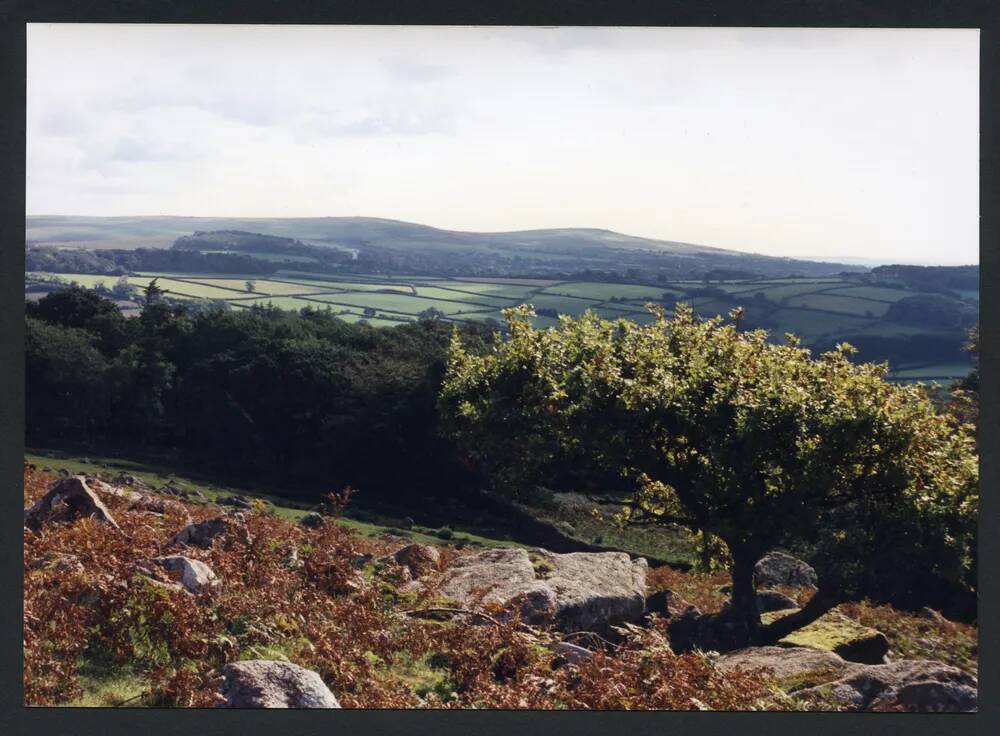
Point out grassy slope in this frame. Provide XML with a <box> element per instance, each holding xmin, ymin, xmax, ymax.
<box><xmin>24</xmin><ymin>450</ymin><xmax>525</xmax><ymax>550</ymax></box>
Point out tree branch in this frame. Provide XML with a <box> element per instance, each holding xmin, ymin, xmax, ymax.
<box><xmin>757</xmin><ymin>588</ymin><xmax>841</xmax><ymax>645</ymax></box>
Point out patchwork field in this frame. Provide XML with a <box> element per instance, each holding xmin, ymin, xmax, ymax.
<box><xmin>25</xmin><ymin>270</ymin><xmax>978</xmax><ymax>379</ymax></box>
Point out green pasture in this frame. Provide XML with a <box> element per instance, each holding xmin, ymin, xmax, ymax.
<box><xmin>786</xmin><ymin>293</ymin><xmax>892</xmax><ymax>317</ymax></box>
<box><xmin>424</xmin><ymin>280</ymin><xmax>543</xmax><ymax>299</ymax></box>
<box><xmin>540</xmin><ymin>282</ymin><xmax>673</xmax><ymax>301</ymax></box>
<box><xmin>828</xmin><ymin>285</ymin><xmax>915</xmax><ymax>302</ymax></box>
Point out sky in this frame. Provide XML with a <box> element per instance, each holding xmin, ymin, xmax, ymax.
<box><xmin>26</xmin><ymin>25</ymin><xmax>979</xmax><ymax>265</ymax></box>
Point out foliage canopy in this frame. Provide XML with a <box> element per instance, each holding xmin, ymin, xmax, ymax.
<box><xmin>440</xmin><ymin>305</ymin><xmax>978</xmax><ymax>642</ymax></box>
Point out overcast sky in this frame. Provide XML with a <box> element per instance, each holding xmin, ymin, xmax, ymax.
<box><xmin>27</xmin><ymin>25</ymin><xmax>979</xmax><ymax>265</ymax></box>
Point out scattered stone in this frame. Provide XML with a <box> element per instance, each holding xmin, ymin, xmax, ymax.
<box><xmin>86</xmin><ymin>478</ymin><xmax>144</xmax><ymax>503</ymax></box>
<box><xmin>645</xmin><ymin>589</ymin><xmax>701</xmax><ymax>619</ymax></box>
<box><xmin>393</xmin><ymin>543</ymin><xmax>441</xmax><ymax>578</ymax></box>
<box><xmin>917</xmin><ymin>607</ymin><xmax>953</xmax><ymax>627</ymax></box>
<box><xmin>220</xmin><ymin>660</ymin><xmax>341</xmax><ymax>708</ymax></box>
<box><xmin>795</xmin><ymin>659</ymin><xmax>977</xmax><ymax>712</ymax></box>
<box><xmin>29</xmin><ymin>552</ymin><xmax>84</xmax><ymax>575</ymax></box>
<box><xmin>762</xmin><ymin>608</ymin><xmax>889</xmax><ymax>664</ymax></box>
<box><xmin>218</xmin><ymin>495</ymin><xmax>253</xmax><ymax>509</ymax></box>
<box><xmin>57</xmin><ymin>468</ymin><xmax>71</xmax><ymax>477</ymax></box>
<box><xmin>715</xmin><ymin>645</ymin><xmax>849</xmax><ymax>681</ymax></box>
<box><xmin>24</xmin><ymin>476</ymin><xmax>120</xmax><ymax>531</ymax></box>
<box><xmin>168</xmin><ymin>516</ymin><xmax>232</xmax><ymax>548</ymax></box>
<box><xmin>401</xmin><ymin>516</ymin><xmax>415</xmax><ymax>529</ymax></box>
<box><xmin>150</xmin><ymin>556</ymin><xmax>220</xmax><ymax>593</ymax></box>
<box><xmin>437</xmin><ymin>547</ymin><xmax>647</xmax><ymax>633</ymax></box>
<box><xmin>278</xmin><ymin>544</ymin><xmax>300</xmax><ymax>569</ymax></box>
<box><xmin>754</xmin><ymin>551</ymin><xmax>818</xmax><ymax>588</ymax></box>
<box><xmin>350</xmin><ymin>553</ymin><xmax>373</xmax><ymax>568</ymax></box>
<box><xmin>299</xmin><ymin>512</ymin><xmax>326</xmax><ymax>529</ymax></box>
<box><xmin>135</xmin><ymin>574</ymin><xmax>189</xmax><ymax>596</ymax></box>
<box><xmin>551</xmin><ymin>641</ymin><xmax>594</xmax><ymax>666</ymax></box>
<box><xmin>117</xmin><ymin>473</ymin><xmax>138</xmax><ymax>486</ymax></box>
<box><xmin>379</xmin><ymin>563</ymin><xmax>413</xmax><ymax>586</ymax></box>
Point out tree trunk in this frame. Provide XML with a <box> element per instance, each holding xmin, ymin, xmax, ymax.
<box><xmin>757</xmin><ymin>587</ymin><xmax>841</xmax><ymax>645</ymax></box>
<box><xmin>727</xmin><ymin>546</ymin><xmax>762</xmax><ymax>641</ymax></box>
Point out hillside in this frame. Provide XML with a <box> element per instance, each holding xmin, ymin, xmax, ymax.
<box><xmin>23</xmin><ymin>466</ymin><xmax>978</xmax><ymax>710</ymax></box>
<box><xmin>25</xmin><ymin>215</ymin><xmax>862</xmax><ymax>279</ymax></box>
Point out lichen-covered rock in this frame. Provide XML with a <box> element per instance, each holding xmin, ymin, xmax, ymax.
<box><xmin>795</xmin><ymin>659</ymin><xmax>977</xmax><ymax>712</ymax></box>
<box><xmin>437</xmin><ymin>547</ymin><xmax>647</xmax><ymax>633</ymax></box>
<box><xmin>153</xmin><ymin>556</ymin><xmax>220</xmax><ymax>593</ymax></box>
<box><xmin>715</xmin><ymin>645</ymin><xmax>849</xmax><ymax>682</ymax></box>
<box><xmin>220</xmin><ymin>660</ymin><xmax>341</xmax><ymax>708</ymax></box>
<box><xmin>299</xmin><ymin>512</ymin><xmax>326</xmax><ymax>529</ymax></box>
<box><xmin>24</xmin><ymin>476</ymin><xmax>120</xmax><ymax>531</ymax></box>
<box><xmin>392</xmin><ymin>543</ymin><xmax>441</xmax><ymax>578</ymax></box>
<box><xmin>761</xmin><ymin>609</ymin><xmax>889</xmax><ymax>664</ymax></box>
<box><xmin>754</xmin><ymin>551</ymin><xmax>818</xmax><ymax>588</ymax></box>
<box><xmin>168</xmin><ymin>516</ymin><xmax>233</xmax><ymax>548</ymax></box>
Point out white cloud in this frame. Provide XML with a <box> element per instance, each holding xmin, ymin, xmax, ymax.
<box><xmin>26</xmin><ymin>24</ymin><xmax>978</xmax><ymax>265</ymax></box>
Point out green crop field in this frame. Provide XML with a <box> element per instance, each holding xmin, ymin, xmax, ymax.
<box><xmin>786</xmin><ymin>293</ymin><xmax>892</xmax><ymax>317</ymax></box>
<box><xmin>424</xmin><ymin>280</ymin><xmax>542</xmax><ymax>299</ymax></box>
<box><xmin>404</xmin><ymin>286</ymin><xmax>518</xmax><ymax>309</ymax></box>
<box><xmin>25</xmin><ymin>271</ymin><xmax>976</xmax><ymax>381</ymax></box>
<box><xmin>303</xmin><ymin>292</ymin><xmax>487</xmax><ymax>316</ymax></box>
<box><xmin>540</xmin><ymin>282</ymin><xmax>673</xmax><ymax>301</ymax></box>
<box><xmin>766</xmin><ymin>308</ymin><xmax>875</xmax><ymax>340</ymax></box>
<box><xmin>725</xmin><ymin>282</ymin><xmax>845</xmax><ymax>301</ymax></box>
<box><xmin>828</xmin><ymin>285</ymin><xmax>917</xmax><ymax>302</ymax></box>
<box><xmin>183</xmin><ymin>278</ymin><xmax>328</xmax><ymax>296</ymax></box>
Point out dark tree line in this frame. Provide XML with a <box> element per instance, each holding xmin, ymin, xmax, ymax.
<box><xmin>25</xmin><ymin>285</ymin><xmax>490</xmax><ymax>500</ymax></box>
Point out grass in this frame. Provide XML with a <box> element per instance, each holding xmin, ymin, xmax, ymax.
<box><xmin>786</xmin><ymin>293</ymin><xmax>892</xmax><ymax>317</ymax></box>
<box><xmin>188</xmin><ymin>278</ymin><xmax>330</xmax><ymax>296</ymax></box>
<box><xmin>760</xmin><ymin>609</ymin><xmax>883</xmax><ymax>655</ymax></box>
<box><xmin>516</xmin><ymin>491</ymin><xmax>697</xmax><ymax>567</ymax></box>
<box><xmin>829</xmin><ymin>285</ymin><xmax>915</xmax><ymax>302</ymax></box>
<box><xmin>62</xmin><ymin>661</ymin><xmax>151</xmax><ymax>707</ymax></box>
<box><xmin>838</xmin><ymin>601</ymin><xmax>978</xmax><ymax>675</ymax></box>
<box><xmin>24</xmin><ymin>448</ymin><xmax>528</xmax><ymax>550</ymax></box>
<box><xmin>425</xmin><ymin>281</ymin><xmax>542</xmax><ymax>298</ymax></box>
<box><xmin>304</xmin><ymin>292</ymin><xmax>486</xmax><ymax>316</ymax></box>
<box><xmin>541</xmin><ymin>282</ymin><xmax>672</xmax><ymax>301</ymax></box>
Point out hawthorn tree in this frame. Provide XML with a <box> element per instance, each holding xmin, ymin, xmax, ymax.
<box><xmin>439</xmin><ymin>305</ymin><xmax>978</xmax><ymax>648</ymax></box>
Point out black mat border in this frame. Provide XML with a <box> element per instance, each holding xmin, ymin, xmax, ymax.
<box><xmin>0</xmin><ymin>2</ymin><xmax>997</xmax><ymax>735</ymax></box>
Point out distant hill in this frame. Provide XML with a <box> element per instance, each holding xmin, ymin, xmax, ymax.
<box><xmin>25</xmin><ymin>215</ymin><xmax>863</xmax><ymax>279</ymax></box>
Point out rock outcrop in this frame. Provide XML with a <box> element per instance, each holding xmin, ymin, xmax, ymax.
<box><xmin>715</xmin><ymin>645</ymin><xmax>849</xmax><ymax>681</ymax></box>
<box><xmin>794</xmin><ymin>659</ymin><xmax>978</xmax><ymax>712</ymax></box>
<box><xmin>299</xmin><ymin>512</ymin><xmax>326</xmax><ymax>529</ymax></box>
<box><xmin>754</xmin><ymin>551</ymin><xmax>817</xmax><ymax>588</ymax></box>
<box><xmin>220</xmin><ymin>660</ymin><xmax>341</xmax><ymax>708</ymax></box>
<box><xmin>392</xmin><ymin>543</ymin><xmax>441</xmax><ymax>578</ymax></box>
<box><xmin>168</xmin><ymin>515</ymin><xmax>247</xmax><ymax>548</ymax></box>
<box><xmin>437</xmin><ymin>548</ymin><xmax>647</xmax><ymax>633</ymax></box>
<box><xmin>761</xmin><ymin>609</ymin><xmax>889</xmax><ymax>664</ymax></box>
<box><xmin>24</xmin><ymin>476</ymin><xmax>120</xmax><ymax>531</ymax></box>
<box><xmin>152</xmin><ymin>556</ymin><xmax>220</xmax><ymax>593</ymax></box>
